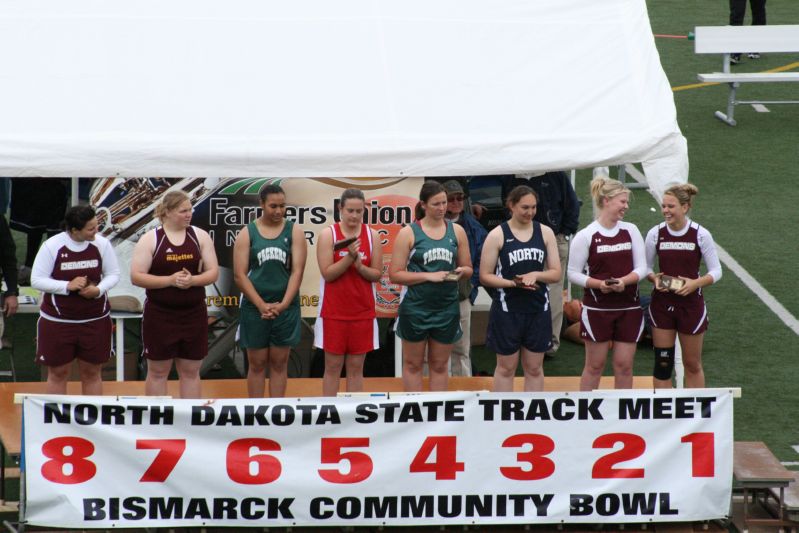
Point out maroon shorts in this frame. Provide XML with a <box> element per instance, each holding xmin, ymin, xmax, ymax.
<box><xmin>142</xmin><ymin>302</ymin><xmax>208</xmax><ymax>361</ymax></box>
<box><xmin>36</xmin><ymin>316</ymin><xmax>112</xmax><ymax>367</ymax></box>
<box><xmin>580</xmin><ymin>307</ymin><xmax>644</xmax><ymax>343</ymax></box>
<box><xmin>648</xmin><ymin>295</ymin><xmax>708</xmax><ymax>335</ymax></box>
<box><xmin>313</xmin><ymin>318</ymin><xmax>378</xmax><ymax>355</ymax></box>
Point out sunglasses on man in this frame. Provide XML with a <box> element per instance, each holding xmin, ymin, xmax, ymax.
<box><xmin>447</xmin><ymin>194</ymin><xmax>465</xmax><ymax>202</ymax></box>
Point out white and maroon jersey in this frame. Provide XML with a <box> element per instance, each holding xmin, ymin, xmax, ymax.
<box><xmin>568</xmin><ymin>220</ymin><xmax>646</xmax><ymax>310</ymax></box>
<box><xmin>318</xmin><ymin>223</ymin><xmax>376</xmax><ymax>321</ymax></box>
<box><xmin>645</xmin><ymin>219</ymin><xmax>722</xmax><ymax>303</ymax></box>
<box><xmin>31</xmin><ymin>232</ymin><xmax>120</xmax><ymax>322</ymax></box>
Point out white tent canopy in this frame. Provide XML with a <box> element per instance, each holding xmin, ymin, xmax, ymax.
<box><xmin>0</xmin><ymin>0</ymin><xmax>687</xmax><ymax>195</ymax></box>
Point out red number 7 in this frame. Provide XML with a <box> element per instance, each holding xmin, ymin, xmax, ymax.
<box><xmin>136</xmin><ymin>439</ymin><xmax>187</xmax><ymax>482</ymax></box>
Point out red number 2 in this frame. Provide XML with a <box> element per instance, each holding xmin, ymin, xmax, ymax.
<box><xmin>592</xmin><ymin>433</ymin><xmax>645</xmax><ymax>478</ymax></box>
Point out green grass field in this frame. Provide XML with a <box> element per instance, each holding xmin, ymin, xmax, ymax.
<box><xmin>2</xmin><ymin>0</ymin><xmax>799</xmax><ymax>517</ymax></box>
<box><xmin>636</xmin><ymin>0</ymin><xmax>799</xmax><ymax>463</ymax></box>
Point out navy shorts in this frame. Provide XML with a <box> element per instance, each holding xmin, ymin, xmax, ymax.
<box><xmin>486</xmin><ymin>303</ymin><xmax>552</xmax><ymax>355</ymax></box>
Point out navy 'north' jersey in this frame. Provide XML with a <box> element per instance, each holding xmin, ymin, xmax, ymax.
<box><xmin>492</xmin><ymin>221</ymin><xmax>548</xmax><ymax>313</ymax></box>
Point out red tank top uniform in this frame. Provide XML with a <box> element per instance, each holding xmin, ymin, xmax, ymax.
<box><xmin>318</xmin><ymin>223</ymin><xmax>376</xmax><ymax>321</ymax></box>
<box><xmin>39</xmin><ymin>239</ymin><xmax>109</xmax><ymax>322</ymax></box>
<box><xmin>652</xmin><ymin>221</ymin><xmax>704</xmax><ymax>306</ymax></box>
<box><xmin>145</xmin><ymin>226</ymin><xmax>206</xmax><ymax>313</ymax></box>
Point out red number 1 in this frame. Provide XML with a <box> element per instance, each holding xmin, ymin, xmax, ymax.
<box><xmin>681</xmin><ymin>433</ymin><xmax>714</xmax><ymax>477</ymax></box>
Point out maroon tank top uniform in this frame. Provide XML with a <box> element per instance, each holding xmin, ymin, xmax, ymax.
<box><xmin>40</xmin><ymin>242</ymin><xmax>109</xmax><ymax>321</ymax></box>
<box><xmin>653</xmin><ymin>222</ymin><xmax>704</xmax><ymax>306</ymax></box>
<box><xmin>142</xmin><ymin>226</ymin><xmax>208</xmax><ymax>360</ymax></box>
<box><xmin>145</xmin><ymin>226</ymin><xmax>205</xmax><ymax>312</ymax></box>
<box><xmin>584</xmin><ymin>227</ymin><xmax>640</xmax><ymax>310</ymax></box>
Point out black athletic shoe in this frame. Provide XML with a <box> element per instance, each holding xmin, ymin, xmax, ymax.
<box><xmin>730</xmin><ymin>53</ymin><xmax>741</xmax><ymax>64</ymax></box>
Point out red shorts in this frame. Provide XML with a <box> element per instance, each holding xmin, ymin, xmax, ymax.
<box><xmin>648</xmin><ymin>295</ymin><xmax>708</xmax><ymax>335</ymax></box>
<box><xmin>36</xmin><ymin>316</ymin><xmax>112</xmax><ymax>367</ymax></box>
<box><xmin>313</xmin><ymin>318</ymin><xmax>378</xmax><ymax>355</ymax></box>
<box><xmin>142</xmin><ymin>302</ymin><xmax>208</xmax><ymax>361</ymax></box>
<box><xmin>580</xmin><ymin>307</ymin><xmax>644</xmax><ymax>343</ymax></box>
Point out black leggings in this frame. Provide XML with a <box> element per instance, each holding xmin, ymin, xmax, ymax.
<box><xmin>24</xmin><ymin>230</ymin><xmax>58</xmax><ymax>267</ymax></box>
<box><xmin>729</xmin><ymin>0</ymin><xmax>767</xmax><ymax>26</ymax></box>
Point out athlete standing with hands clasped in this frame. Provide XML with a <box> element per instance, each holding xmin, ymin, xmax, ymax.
<box><xmin>390</xmin><ymin>181</ymin><xmax>472</xmax><ymax>392</ymax></box>
<box><xmin>568</xmin><ymin>177</ymin><xmax>647</xmax><ymax>390</ymax></box>
<box><xmin>645</xmin><ymin>183</ymin><xmax>721</xmax><ymax>388</ymax></box>
<box><xmin>33</xmin><ymin>206</ymin><xmax>120</xmax><ymax>395</ymax></box>
<box><xmin>480</xmin><ymin>186</ymin><xmax>561</xmax><ymax>392</ymax></box>
<box><xmin>131</xmin><ymin>191</ymin><xmax>219</xmax><ymax>399</ymax></box>
<box><xmin>314</xmin><ymin>188</ymin><xmax>383</xmax><ymax>396</ymax></box>
<box><xmin>234</xmin><ymin>184</ymin><xmax>306</xmax><ymax>399</ymax></box>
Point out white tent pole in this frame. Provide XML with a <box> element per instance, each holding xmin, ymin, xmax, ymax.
<box><xmin>71</xmin><ymin>177</ymin><xmax>79</xmax><ymax>206</ymax></box>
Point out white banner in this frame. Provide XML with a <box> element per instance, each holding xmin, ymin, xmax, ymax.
<box><xmin>22</xmin><ymin>390</ymin><xmax>733</xmax><ymax>528</ymax></box>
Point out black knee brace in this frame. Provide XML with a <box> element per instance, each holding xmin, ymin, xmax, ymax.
<box><xmin>653</xmin><ymin>346</ymin><xmax>675</xmax><ymax>380</ymax></box>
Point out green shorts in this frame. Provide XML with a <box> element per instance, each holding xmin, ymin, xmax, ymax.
<box><xmin>238</xmin><ymin>304</ymin><xmax>301</xmax><ymax>348</ymax></box>
<box><xmin>395</xmin><ymin>306</ymin><xmax>462</xmax><ymax>344</ymax></box>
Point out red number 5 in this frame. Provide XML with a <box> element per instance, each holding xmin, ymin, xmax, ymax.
<box><xmin>319</xmin><ymin>438</ymin><xmax>373</xmax><ymax>483</ymax></box>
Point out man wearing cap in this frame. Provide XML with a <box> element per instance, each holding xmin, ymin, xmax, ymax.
<box><xmin>442</xmin><ymin>179</ymin><xmax>487</xmax><ymax>376</ymax></box>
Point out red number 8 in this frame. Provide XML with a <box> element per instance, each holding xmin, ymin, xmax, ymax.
<box><xmin>41</xmin><ymin>436</ymin><xmax>97</xmax><ymax>484</ymax></box>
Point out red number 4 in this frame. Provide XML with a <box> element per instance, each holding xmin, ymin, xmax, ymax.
<box><xmin>409</xmin><ymin>436</ymin><xmax>464</xmax><ymax>480</ymax></box>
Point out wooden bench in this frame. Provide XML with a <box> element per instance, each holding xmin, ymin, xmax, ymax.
<box><xmin>695</xmin><ymin>25</ymin><xmax>799</xmax><ymax>125</ymax></box>
<box><xmin>733</xmin><ymin>441</ymin><xmax>796</xmax><ymax>531</ymax></box>
<box><xmin>770</xmin><ymin>470</ymin><xmax>799</xmax><ymax>525</ymax></box>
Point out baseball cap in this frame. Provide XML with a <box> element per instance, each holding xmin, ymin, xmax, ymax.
<box><xmin>442</xmin><ymin>180</ymin><xmax>464</xmax><ymax>195</ymax></box>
